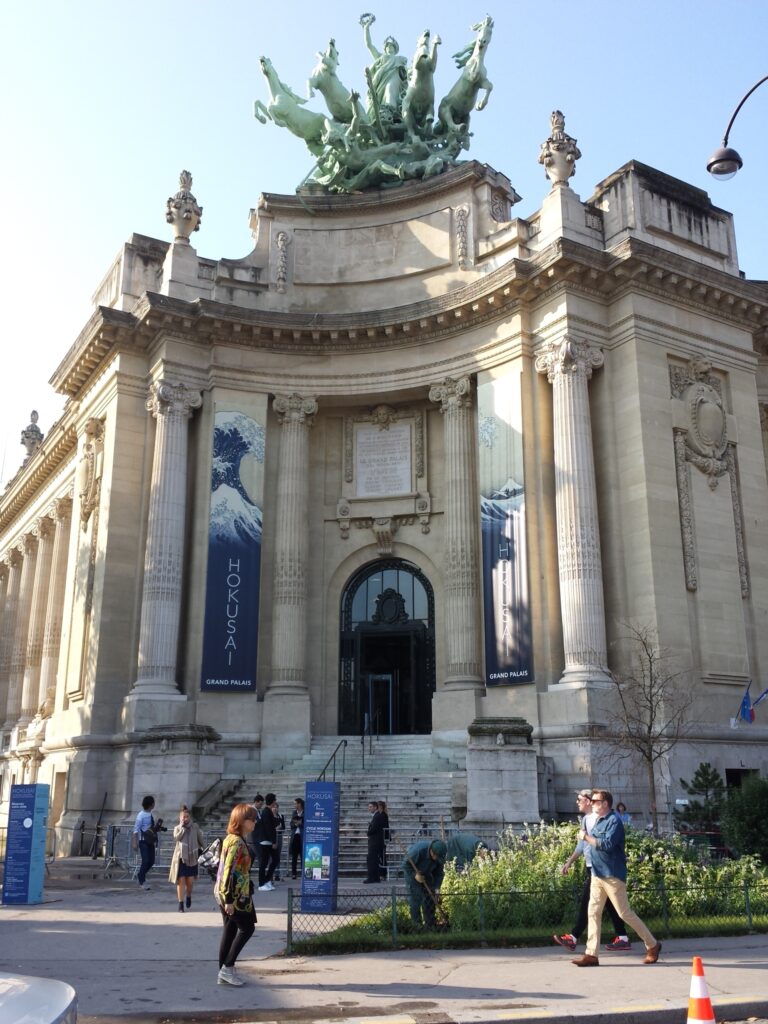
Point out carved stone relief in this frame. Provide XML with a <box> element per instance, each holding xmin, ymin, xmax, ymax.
<box><xmin>76</xmin><ymin>418</ymin><xmax>105</xmax><ymax>530</ymax></box>
<box><xmin>455</xmin><ymin>205</ymin><xmax>469</xmax><ymax>269</ymax></box>
<box><xmin>671</xmin><ymin>358</ymin><xmax>749</xmax><ymax>596</ymax></box>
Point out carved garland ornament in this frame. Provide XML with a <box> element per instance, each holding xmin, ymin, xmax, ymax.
<box><xmin>76</xmin><ymin>418</ymin><xmax>105</xmax><ymax>531</ymax></box>
<box><xmin>672</xmin><ymin>358</ymin><xmax>749</xmax><ymax>596</ymax></box>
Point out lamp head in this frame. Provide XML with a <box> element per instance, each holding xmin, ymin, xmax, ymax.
<box><xmin>707</xmin><ymin>145</ymin><xmax>743</xmax><ymax>180</ymax></box>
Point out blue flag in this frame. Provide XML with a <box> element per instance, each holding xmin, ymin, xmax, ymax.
<box><xmin>739</xmin><ymin>683</ymin><xmax>755</xmax><ymax>724</ymax></box>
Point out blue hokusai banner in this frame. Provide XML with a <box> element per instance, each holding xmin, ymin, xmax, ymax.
<box><xmin>201</xmin><ymin>409</ymin><xmax>265</xmax><ymax>692</ymax></box>
<box><xmin>300</xmin><ymin>781</ymin><xmax>340</xmax><ymax>913</ymax></box>
<box><xmin>477</xmin><ymin>370</ymin><xmax>533</xmax><ymax>685</ymax></box>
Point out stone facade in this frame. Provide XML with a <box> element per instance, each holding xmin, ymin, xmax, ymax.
<box><xmin>1</xmin><ymin>158</ymin><xmax>768</xmax><ymax>839</ymax></box>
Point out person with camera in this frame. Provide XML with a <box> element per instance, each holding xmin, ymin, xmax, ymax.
<box><xmin>169</xmin><ymin>805</ymin><xmax>205</xmax><ymax>911</ymax></box>
<box><xmin>132</xmin><ymin>795</ymin><xmax>164</xmax><ymax>890</ymax></box>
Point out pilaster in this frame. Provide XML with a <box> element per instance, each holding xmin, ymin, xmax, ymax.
<box><xmin>261</xmin><ymin>393</ymin><xmax>317</xmax><ymax>768</ymax></box>
<box><xmin>535</xmin><ymin>336</ymin><xmax>611</xmax><ymax>687</ymax></box>
<box><xmin>5</xmin><ymin>535</ymin><xmax>38</xmax><ymax>731</ymax></box>
<box><xmin>428</xmin><ymin>376</ymin><xmax>483</xmax><ymax>690</ymax></box>
<box><xmin>37</xmin><ymin>497</ymin><xmax>73</xmax><ymax>720</ymax></box>
<box><xmin>124</xmin><ymin>379</ymin><xmax>201</xmax><ymax>728</ymax></box>
<box><xmin>19</xmin><ymin>516</ymin><xmax>55</xmax><ymax>726</ymax></box>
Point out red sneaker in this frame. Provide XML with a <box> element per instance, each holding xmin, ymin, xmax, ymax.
<box><xmin>553</xmin><ymin>934</ymin><xmax>577</xmax><ymax>952</ymax></box>
<box><xmin>604</xmin><ymin>937</ymin><xmax>632</xmax><ymax>951</ymax></box>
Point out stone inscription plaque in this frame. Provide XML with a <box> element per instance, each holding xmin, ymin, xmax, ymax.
<box><xmin>356</xmin><ymin>423</ymin><xmax>412</xmax><ymax>498</ymax></box>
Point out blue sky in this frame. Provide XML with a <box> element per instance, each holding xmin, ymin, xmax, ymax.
<box><xmin>1</xmin><ymin>0</ymin><xmax>767</xmax><ymax>486</ymax></box>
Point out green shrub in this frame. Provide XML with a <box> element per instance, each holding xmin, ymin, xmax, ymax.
<box><xmin>721</xmin><ymin>778</ymin><xmax>768</xmax><ymax>865</ymax></box>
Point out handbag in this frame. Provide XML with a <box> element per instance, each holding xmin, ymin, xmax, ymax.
<box><xmin>142</xmin><ymin>828</ymin><xmax>158</xmax><ymax>847</ymax></box>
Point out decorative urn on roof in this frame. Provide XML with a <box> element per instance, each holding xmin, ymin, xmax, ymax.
<box><xmin>165</xmin><ymin>170</ymin><xmax>203</xmax><ymax>242</ymax></box>
<box><xmin>538</xmin><ymin>110</ymin><xmax>581</xmax><ymax>187</ymax></box>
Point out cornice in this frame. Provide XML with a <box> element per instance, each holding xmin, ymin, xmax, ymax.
<box><xmin>50</xmin><ymin>234</ymin><xmax>768</xmax><ymax>402</ymax></box>
<box><xmin>0</xmin><ymin>422</ymin><xmax>78</xmax><ymax>534</ymax></box>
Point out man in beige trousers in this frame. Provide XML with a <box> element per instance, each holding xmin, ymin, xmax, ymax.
<box><xmin>571</xmin><ymin>789</ymin><xmax>662</xmax><ymax>967</ymax></box>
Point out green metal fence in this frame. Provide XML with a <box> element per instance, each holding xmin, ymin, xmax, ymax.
<box><xmin>286</xmin><ymin>879</ymin><xmax>768</xmax><ymax>954</ymax></box>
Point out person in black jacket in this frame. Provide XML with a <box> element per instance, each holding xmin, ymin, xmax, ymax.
<box><xmin>364</xmin><ymin>800</ymin><xmax>385</xmax><ymax>883</ymax></box>
<box><xmin>289</xmin><ymin>797</ymin><xmax>304</xmax><ymax>879</ymax></box>
<box><xmin>257</xmin><ymin>793</ymin><xmax>278</xmax><ymax>891</ymax></box>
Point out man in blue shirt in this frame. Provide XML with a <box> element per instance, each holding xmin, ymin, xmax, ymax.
<box><xmin>571</xmin><ymin>789</ymin><xmax>662</xmax><ymax>967</ymax></box>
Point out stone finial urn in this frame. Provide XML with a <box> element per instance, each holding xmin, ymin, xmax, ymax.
<box><xmin>21</xmin><ymin>410</ymin><xmax>44</xmax><ymax>459</ymax></box>
<box><xmin>166</xmin><ymin>170</ymin><xmax>203</xmax><ymax>242</ymax></box>
<box><xmin>538</xmin><ymin>110</ymin><xmax>582</xmax><ymax>187</ymax></box>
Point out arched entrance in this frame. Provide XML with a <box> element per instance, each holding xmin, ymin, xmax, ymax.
<box><xmin>339</xmin><ymin>559</ymin><xmax>435</xmax><ymax>734</ymax></box>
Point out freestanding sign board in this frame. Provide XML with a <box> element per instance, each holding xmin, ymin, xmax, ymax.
<box><xmin>300</xmin><ymin>781</ymin><xmax>340</xmax><ymax>913</ymax></box>
<box><xmin>2</xmin><ymin>783</ymin><xmax>49</xmax><ymax>905</ymax></box>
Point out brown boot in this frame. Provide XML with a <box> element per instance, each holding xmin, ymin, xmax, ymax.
<box><xmin>572</xmin><ymin>954</ymin><xmax>599</xmax><ymax>967</ymax></box>
<box><xmin>643</xmin><ymin>942</ymin><xmax>662</xmax><ymax>964</ymax></box>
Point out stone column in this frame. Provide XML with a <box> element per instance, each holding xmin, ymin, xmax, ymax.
<box><xmin>0</xmin><ymin>553</ymin><xmax>18</xmax><ymax>726</ymax></box>
<box><xmin>5</xmin><ymin>534</ymin><xmax>38</xmax><ymax>729</ymax></box>
<box><xmin>428</xmin><ymin>376</ymin><xmax>483</xmax><ymax>689</ymax></box>
<box><xmin>535</xmin><ymin>336</ymin><xmax>611</xmax><ymax>686</ymax></box>
<box><xmin>19</xmin><ymin>516</ymin><xmax>55</xmax><ymax>726</ymax></box>
<box><xmin>37</xmin><ymin>497</ymin><xmax>73</xmax><ymax>716</ymax></box>
<box><xmin>132</xmin><ymin>380</ymin><xmax>202</xmax><ymax>697</ymax></box>
<box><xmin>268</xmin><ymin>393</ymin><xmax>318</xmax><ymax>695</ymax></box>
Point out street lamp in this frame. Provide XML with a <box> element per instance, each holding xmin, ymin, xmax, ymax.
<box><xmin>707</xmin><ymin>75</ymin><xmax>768</xmax><ymax>180</ymax></box>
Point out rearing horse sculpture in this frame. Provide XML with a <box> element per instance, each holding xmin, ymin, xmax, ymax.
<box><xmin>254</xmin><ymin>56</ymin><xmax>327</xmax><ymax>156</ymax></box>
<box><xmin>401</xmin><ymin>29</ymin><xmax>441</xmax><ymax>141</ymax></box>
<box><xmin>435</xmin><ymin>15</ymin><xmax>493</xmax><ymax>149</ymax></box>
<box><xmin>307</xmin><ymin>39</ymin><xmax>367</xmax><ymax>124</ymax></box>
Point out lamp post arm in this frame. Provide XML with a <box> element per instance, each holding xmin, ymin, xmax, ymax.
<box><xmin>721</xmin><ymin>74</ymin><xmax>768</xmax><ymax>146</ymax></box>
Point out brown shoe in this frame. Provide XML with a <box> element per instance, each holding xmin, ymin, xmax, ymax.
<box><xmin>572</xmin><ymin>954</ymin><xmax>599</xmax><ymax>967</ymax></box>
<box><xmin>643</xmin><ymin>941</ymin><xmax>662</xmax><ymax>964</ymax></box>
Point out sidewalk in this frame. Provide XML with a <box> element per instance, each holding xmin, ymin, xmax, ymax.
<box><xmin>1</xmin><ymin>871</ymin><xmax>767</xmax><ymax>1024</ymax></box>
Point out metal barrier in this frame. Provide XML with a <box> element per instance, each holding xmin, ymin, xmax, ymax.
<box><xmin>286</xmin><ymin>879</ymin><xmax>768</xmax><ymax>954</ymax></box>
<box><xmin>103</xmin><ymin>824</ymin><xmax>215</xmax><ymax>882</ymax></box>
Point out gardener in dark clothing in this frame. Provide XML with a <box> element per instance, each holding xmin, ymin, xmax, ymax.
<box><xmin>402</xmin><ymin>838</ymin><xmax>447</xmax><ymax>927</ymax></box>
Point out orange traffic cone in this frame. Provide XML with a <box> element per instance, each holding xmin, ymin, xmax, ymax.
<box><xmin>687</xmin><ymin>956</ymin><xmax>715</xmax><ymax>1024</ymax></box>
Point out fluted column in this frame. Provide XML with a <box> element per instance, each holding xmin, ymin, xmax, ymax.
<box><xmin>0</xmin><ymin>552</ymin><xmax>20</xmax><ymax>726</ymax></box>
<box><xmin>268</xmin><ymin>393</ymin><xmax>318</xmax><ymax>695</ymax></box>
<box><xmin>133</xmin><ymin>380</ymin><xmax>202</xmax><ymax>695</ymax></box>
<box><xmin>5</xmin><ymin>534</ymin><xmax>38</xmax><ymax>728</ymax></box>
<box><xmin>535</xmin><ymin>336</ymin><xmax>611</xmax><ymax>686</ymax></box>
<box><xmin>428</xmin><ymin>376</ymin><xmax>483</xmax><ymax>689</ymax></box>
<box><xmin>19</xmin><ymin>516</ymin><xmax>55</xmax><ymax>726</ymax></box>
<box><xmin>37</xmin><ymin>497</ymin><xmax>73</xmax><ymax>716</ymax></box>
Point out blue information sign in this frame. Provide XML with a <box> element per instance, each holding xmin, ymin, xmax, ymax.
<box><xmin>2</xmin><ymin>783</ymin><xmax>49</xmax><ymax>905</ymax></box>
<box><xmin>300</xmin><ymin>781</ymin><xmax>340</xmax><ymax>913</ymax></box>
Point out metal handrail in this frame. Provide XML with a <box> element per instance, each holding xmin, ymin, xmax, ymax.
<box><xmin>317</xmin><ymin>738</ymin><xmax>348</xmax><ymax>781</ymax></box>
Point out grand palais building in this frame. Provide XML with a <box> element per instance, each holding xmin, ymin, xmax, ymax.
<box><xmin>1</xmin><ymin>94</ymin><xmax>767</xmax><ymax>840</ymax></box>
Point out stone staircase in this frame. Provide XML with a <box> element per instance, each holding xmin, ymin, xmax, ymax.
<box><xmin>202</xmin><ymin>735</ymin><xmax>467</xmax><ymax>877</ymax></box>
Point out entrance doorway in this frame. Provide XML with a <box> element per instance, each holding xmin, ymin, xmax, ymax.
<box><xmin>339</xmin><ymin>560</ymin><xmax>435</xmax><ymax>735</ymax></box>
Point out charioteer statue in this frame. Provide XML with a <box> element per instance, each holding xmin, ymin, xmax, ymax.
<box><xmin>253</xmin><ymin>12</ymin><xmax>495</xmax><ymax>193</ymax></box>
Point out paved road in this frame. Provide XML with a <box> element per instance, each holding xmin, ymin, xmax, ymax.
<box><xmin>1</xmin><ymin>876</ymin><xmax>767</xmax><ymax>1024</ymax></box>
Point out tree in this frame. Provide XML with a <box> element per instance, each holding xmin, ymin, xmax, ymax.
<box><xmin>720</xmin><ymin>777</ymin><xmax>768</xmax><ymax>864</ymax></box>
<box><xmin>673</xmin><ymin>762</ymin><xmax>726</xmax><ymax>831</ymax></box>
<box><xmin>602</xmin><ymin>624</ymin><xmax>694</xmax><ymax>835</ymax></box>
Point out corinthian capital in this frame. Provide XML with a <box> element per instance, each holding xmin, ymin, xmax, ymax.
<box><xmin>18</xmin><ymin>533</ymin><xmax>38</xmax><ymax>558</ymax></box>
<box><xmin>535</xmin><ymin>336</ymin><xmax>604</xmax><ymax>383</ymax></box>
<box><xmin>273</xmin><ymin>393</ymin><xmax>318</xmax><ymax>425</ymax></box>
<box><xmin>147</xmin><ymin>381</ymin><xmax>203</xmax><ymax>419</ymax></box>
<box><xmin>33</xmin><ymin>516</ymin><xmax>53</xmax><ymax>541</ymax></box>
<box><xmin>428</xmin><ymin>376</ymin><xmax>472</xmax><ymax>411</ymax></box>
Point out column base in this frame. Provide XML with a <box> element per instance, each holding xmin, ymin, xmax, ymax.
<box><xmin>550</xmin><ymin>666</ymin><xmax>613</xmax><ymax>690</ymax></box>
<box><xmin>465</xmin><ymin>717</ymin><xmax>540</xmax><ymax>824</ymax></box>
<box><xmin>431</xmin><ymin>686</ymin><xmax>480</xmax><ymax>763</ymax></box>
<box><xmin>260</xmin><ymin>690</ymin><xmax>310</xmax><ymax>770</ymax></box>
<box><xmin>121</xmin><ymin>691</ymin><xmax>189</xmax><ymax>732</ymax></box>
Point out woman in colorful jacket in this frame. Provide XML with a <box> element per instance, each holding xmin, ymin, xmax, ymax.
<box><xmin>215</xmin><ymin>803</ymin><xmax>258</xmax><ymax>987</ymax></box>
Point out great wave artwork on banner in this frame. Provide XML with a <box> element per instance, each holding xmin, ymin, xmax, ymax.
<box><xmin>201</xmin><ymin>408</ymin><xmax>266</xmax><ymax>692</ymax></box>
<box><xmin>478</xmin><ymin>369</ymin><xmax>533</xmax><ymax>685</ymax></box>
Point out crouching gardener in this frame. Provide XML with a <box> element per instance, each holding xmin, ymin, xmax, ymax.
<box><xmin>402</xmin><ymin>838</ymin><xmax>447</xmax><ymax>927</ymax></box>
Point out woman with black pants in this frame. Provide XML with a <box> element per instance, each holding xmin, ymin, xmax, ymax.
<box><xmin>216</xmin><ymin>803</ymin><xmax>258</xmax><ymax>987</ymax></box>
